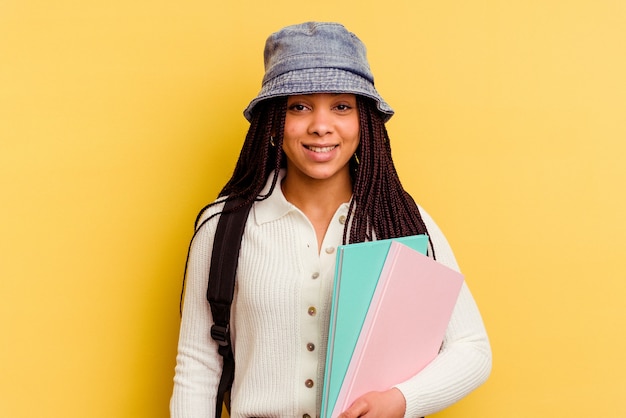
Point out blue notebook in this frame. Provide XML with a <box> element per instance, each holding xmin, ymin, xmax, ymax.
<box><xmin>320</xmin><ymin>235</ymin><xmax>429</xmax><ymax>417</ymax></box>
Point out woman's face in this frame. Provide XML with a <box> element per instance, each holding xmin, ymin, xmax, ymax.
<box><xmin>282</xmin><ymin>93</ymin><xmax>360</xmax><ymax>185</ymax></box>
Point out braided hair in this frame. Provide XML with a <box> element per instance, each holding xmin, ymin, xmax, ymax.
<box><xmin>346</xmin><ymin>96</ymin><xmax>431</xmax><ymax>246</ymax></box>
<box><xmin>195</xmin><ymin>95</ymin><xmax>431</xmax><ymax>249</ymax></box>
<box><xmin>181</xmin><ymin>95</ymin><xmax>433</xmax><ymax>312</ymax></box>
<box><xmin>193</xmin><ymin>98</ymin><xmax>287</xmax><ymax>229</ymax></box>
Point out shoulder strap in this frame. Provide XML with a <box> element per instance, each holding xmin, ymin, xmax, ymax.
<box><xmin>206</xmin><ymin>197</ymin><xmax>253</xmax><ymax>418</ymax></box>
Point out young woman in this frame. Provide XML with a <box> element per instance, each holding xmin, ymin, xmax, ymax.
<box><xmin>171</xmin><ymin>22</ymin><xmax>491</xmax><ymax>418</ymax></box>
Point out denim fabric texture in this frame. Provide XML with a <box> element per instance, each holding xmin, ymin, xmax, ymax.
<box><xmin>243</xmin><ymin>22</ymin><xmax>394</xmax><ymax>122</ymax></box>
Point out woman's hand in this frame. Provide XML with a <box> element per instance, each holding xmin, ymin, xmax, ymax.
<box><xmin>337</xmin><ymin>388</ymin><xmax>406</xmax><ymax>418</ymax></box>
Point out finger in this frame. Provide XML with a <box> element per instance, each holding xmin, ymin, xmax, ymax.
<box><xmin>339</xmin><ymin>399</ymin><xmax>369</xmax><ymax>418</ymax></box>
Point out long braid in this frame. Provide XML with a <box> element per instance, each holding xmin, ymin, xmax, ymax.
<box><xmin>182</xmin><ymin>95</ymin><xmax>431</xmax><ymax>312</ymax></box>
<box><xmin>346</xmin><ymin>96</ymin><xmax>433</xmax><ymax>255</ymax></box>
<box><xmin>195</xmin><ymin>94</ymin><xmax>430</xmax><ymax>247</ymax></box>
<box><xmin>193</xmin><ymin>98</ymin><xmax>287</xmax><ymax>228</ymax></box>
<box><xmin>180</xmin><ymin>98</ymin><xmax>287</xmax><ymax>313</ymax></box>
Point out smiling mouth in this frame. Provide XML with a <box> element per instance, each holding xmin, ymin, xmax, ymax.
<box><xmin>305</xmin><ymin>145</ymin><xmax>338</xmax><ymax>153</ymax></box>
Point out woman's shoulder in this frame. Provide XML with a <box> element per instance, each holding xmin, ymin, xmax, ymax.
<box><xmin>193</xmin><ymin>198</ymin><xmax>228</xmax><ymax>232</ymax></box>
<box><xmin>416</xmin><ymin>204</ymin><xmax>439</xmax><ymax>236</ymax></box>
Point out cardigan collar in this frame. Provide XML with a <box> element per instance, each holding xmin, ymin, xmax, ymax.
<box><xmin>253</xmin><ymin>169</ymin><xmax>351</xmax><ymax>226</ymax></box>
<box><xmin>253</xmin><ymin>169</ymin><xmax>297</xmax><ymax>225</ymax></box>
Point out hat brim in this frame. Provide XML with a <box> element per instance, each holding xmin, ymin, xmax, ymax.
<box><xmin>243</xmin><ymin>68</ymin><xmax>394</xmax><ymax>122</ymax></box>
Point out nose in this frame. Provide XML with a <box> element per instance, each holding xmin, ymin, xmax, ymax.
<box><xmin>307</xmin><ymin>108</ymin><xmax>333</xmax><ymax>137</ymax></box>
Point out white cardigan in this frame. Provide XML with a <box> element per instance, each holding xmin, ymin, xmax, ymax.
<box><xmin>171</xmin><ymin>172</ymin><xmax>492</xmax><ymax>417</ymax></box>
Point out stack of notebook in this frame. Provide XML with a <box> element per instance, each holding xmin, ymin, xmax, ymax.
<box><xmin>320</xmin><ymin>235</ymin><xmax>464</xmax><ymax>417</ymax></box>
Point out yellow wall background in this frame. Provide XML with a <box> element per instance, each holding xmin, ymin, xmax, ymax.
<box><xmin>1</xmin><ymin>0</ymin><xmax>625</xmax><ymax>417</ymax></box>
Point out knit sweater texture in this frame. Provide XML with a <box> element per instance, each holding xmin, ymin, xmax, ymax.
<box><xmin>171</xmin><ymin>171</ymin><xmax>492</xmax><ymax>417</ymax></box>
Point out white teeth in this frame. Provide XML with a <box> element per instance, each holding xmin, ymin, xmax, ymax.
<box><xmin>306</xmin><ymin>145</ymin><xmax>336</xmax><ymax>153</ymax></box>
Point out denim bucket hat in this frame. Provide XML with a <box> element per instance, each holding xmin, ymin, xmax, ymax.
<box><xmin>243</xmin><ymin>22</ymin><xmax>394</xmax><ymax>122</ymax></box>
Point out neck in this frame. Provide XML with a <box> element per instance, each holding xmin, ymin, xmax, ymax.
<box><xmin>281</xmin><ymin>170</ymin><xmax>352</xmax><ymax>252</ymax></box>
<box><xmin>281</xmin><ymin>171</ymin><xmax>352</xmax><ymax>212</ymax></box>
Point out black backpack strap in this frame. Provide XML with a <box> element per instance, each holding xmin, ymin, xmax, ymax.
<box><xmin>206</xmin><ymin>197</ymin><xmax>253</xmax><ymax>418</ymax></box>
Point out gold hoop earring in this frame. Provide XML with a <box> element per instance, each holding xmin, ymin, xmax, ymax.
<box><xmin>353</xmin><ymin>153</ymin><xmax>360</xmax><ymax>165</ymax></box>
<box><xmin>270</xmin><ymin>136</ymin><xmax>276</xmax><ymax>147</ymax></box>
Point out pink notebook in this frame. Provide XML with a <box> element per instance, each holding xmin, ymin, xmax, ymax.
<box><xmin>332</xmin><ymin>241</ymin><xmax>464</xmax><ymax>415</ymax></box>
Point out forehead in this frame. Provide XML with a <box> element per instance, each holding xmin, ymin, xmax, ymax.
<box><xmin>287</xmin><ymin>93</ymin><xmax>357</xmax><ymax>101</ymax></box>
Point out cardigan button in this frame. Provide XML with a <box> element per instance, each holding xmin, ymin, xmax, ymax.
<box><xmin>306</xmin><ymin>342</ymin><xmax>315</xmax><ymax>351</ymax></box>
<box><xmin>305</xmin><ymin>379</ymin><xmax>314</xmax><ymax>388</ymax></box>
<box><xmin>307</xmin><ymin>306</ymin><xmax>317</xmax><ymax>316</ymax></box>
<box><xmin>339</xmin><ymin>215</ymin><xmax>347</xmax><ymax>224</ymax></box>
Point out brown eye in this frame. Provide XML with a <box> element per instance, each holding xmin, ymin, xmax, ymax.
<box><xmin>334</xmin><ymin>103</ymin><xmax>354</xmax><ymax>112</ymax></box>
<box><xmin>289</xmin><ymin>104</ymin><xmax>308</xmax><ymax>112</ymax></box>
